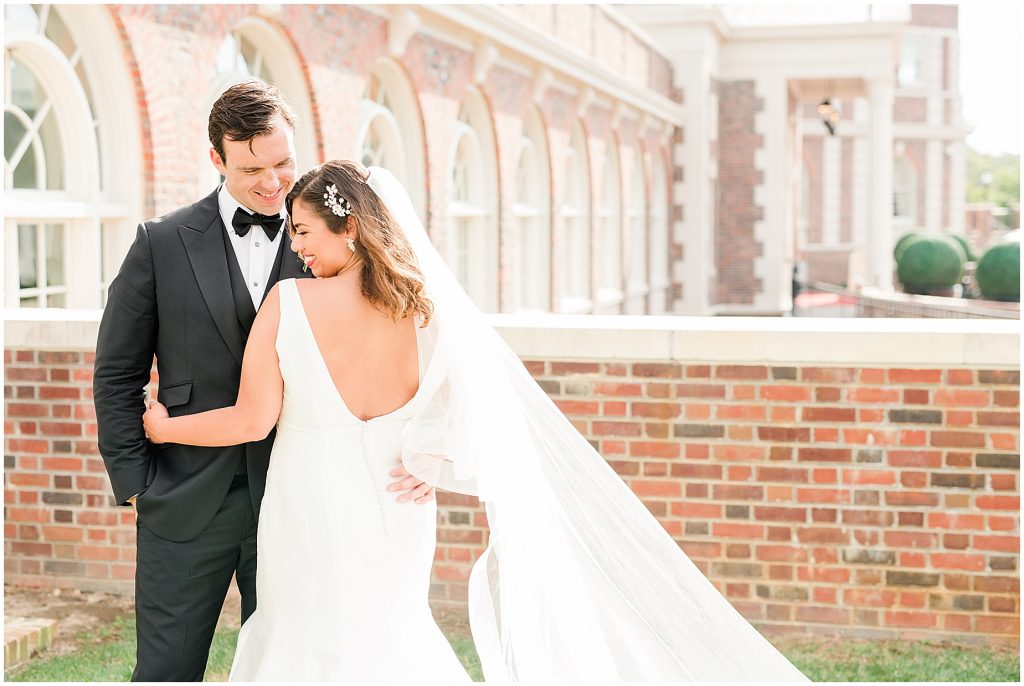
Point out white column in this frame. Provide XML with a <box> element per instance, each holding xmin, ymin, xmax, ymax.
<box><xmin>867</xmin><ymin>78</ymin><xmax>895</xmax><ymax>290</ymax></box>
<box><xmin>670</xmin><ymin>29</ymin><xmax>718</xmax><ymax>315</ymax></box>
<box><xmin>752</xmin><ymin>74</ymin><xmax>788</xmax><ymax>313</ymax></box>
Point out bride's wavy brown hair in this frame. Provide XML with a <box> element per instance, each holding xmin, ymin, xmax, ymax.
<box><xmin>285</xmin><ymin>160</ymin><xmax>433</xmax><ymax>327</ymax></box>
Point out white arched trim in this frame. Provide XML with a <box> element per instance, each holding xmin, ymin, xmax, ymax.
<box><xmin>5</xmin><ymin>5</ymin><xmax>141</xmax><ymax>308</ymax></box>
<box><xmin>559</xmin><ymin>122</ymin><xmax>592</xmax><ymax>314</ymax></box>
<box><xmin>512</xmin><ymin>106</ymin><xmax>551</xmax><ymax>312</ymax></box>
<box><xmin>446</xmin><ymin>87</ymin><xmax>499</xmax><ymax>312</ymax></box>
<box><xmin>200</xmin><ymin>16</ymin><xmax>318</xmax><ymax>196</ymax></box>
<box><xmin>595</xmin><ymin>135</ymin><xmax>623</xmax><ymax>313</ymax></box>
<box><xmin>354</xmin><ymin>57</ymin><xmax>427</xmax><ymax>220</ymax></box>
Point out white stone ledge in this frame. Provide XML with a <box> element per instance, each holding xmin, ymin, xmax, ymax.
<box><xmin>4</xmin><ymin>310</ymin><xmax>1020</xmax><ymax>368</ymax></box>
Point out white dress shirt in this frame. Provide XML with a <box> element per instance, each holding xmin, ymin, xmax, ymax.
<box><xmin>217</xmin><ymin>184</ymin><xmax>285</xmax><ymax>310</ymax></box>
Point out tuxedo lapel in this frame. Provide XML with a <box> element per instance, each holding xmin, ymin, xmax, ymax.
<box><xmin>178</xmin><ymin>191</ymin><xmax>245</xmax><ymax>367</ymax></box>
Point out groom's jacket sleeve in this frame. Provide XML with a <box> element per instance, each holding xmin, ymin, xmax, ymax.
<box><xmin>94</xmin><ymin>223</ymin><xmax>159</xmax><ymax>506</ymax></box>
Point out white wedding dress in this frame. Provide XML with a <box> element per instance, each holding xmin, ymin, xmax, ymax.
<box><xmin>229</xmin><ymin>167</ymin><xmax>807</xmax><ymax>682</ymax></box>
<box><xmin>228</xmin><ymin>278</ymin><xmax>471</xmax><ymax>681</ymax></box>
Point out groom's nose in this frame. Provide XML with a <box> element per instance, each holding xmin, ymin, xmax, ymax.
<box><xmin>258</xmin><ymin>167</ymin><xmax>280</xmax><ymax>189</ymax></box>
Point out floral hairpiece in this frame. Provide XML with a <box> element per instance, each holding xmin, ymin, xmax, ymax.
<box><xmin>323</xmin><ymin>184</ymin><xmax>352</xmax><ymax>218</ymax></box>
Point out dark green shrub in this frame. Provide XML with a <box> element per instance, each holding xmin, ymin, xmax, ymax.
<box><xmin>893</xmin><ymin>232</ymin><xmax>923</xmax><ymax>262</ymax></box>
<box><xmin>975</xmin><ymin>242</ymin><xmax>1020</xmax><ymax>301</ymax></box>
<box><xmin>897</xmin><ymin>237</ymin><xmax>964</xmax><ymax>293</ymax></box>
<box><xmin>946</xmin><ymin>233</ymin><xmax>976</xmax><ymax>262</ymax></box>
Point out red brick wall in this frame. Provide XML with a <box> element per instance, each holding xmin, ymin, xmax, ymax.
<box><xmin>910</xmin><ymin>4</ymin><xmax>958</xmax><ymax>29</ymax></box>
<box><xmin>894</xmin><ymin>97</ymin><xmax>928</xmax><ymax>124</ymax></box>
<box><xmin>6</xmin><ymin>347</ymin><xmax>1019</xmax><ymax>643</ymax></box>
<box><xmin>714</xmin><ymin>81</ymin><xmax>764</xmax><ymax>305</ymax></box>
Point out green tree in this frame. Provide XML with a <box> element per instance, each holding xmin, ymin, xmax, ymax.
<box><xmin>965</xmin><ymin>148</ymin><xmax>1020</xmax><ymax>225</ymax></box>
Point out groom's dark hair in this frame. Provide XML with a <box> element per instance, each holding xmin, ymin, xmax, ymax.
<box><xmin>208</xmin><ymin>80</ymin><xmax>296</xmax><ymax>162</ymax></box>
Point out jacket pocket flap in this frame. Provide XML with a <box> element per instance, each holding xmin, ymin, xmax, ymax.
<box><xmin>159</xmin><ymin>382</ymin><xmax>192</xmax><ymax>408</ymax></box>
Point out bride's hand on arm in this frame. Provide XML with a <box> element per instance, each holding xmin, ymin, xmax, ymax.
<box><xmin>142</xmin><ymin>400</ymin><xmax>169</xmax><ymax>444</ymax></box>
<box><xmin>145</xmin><ymin>286</ymin><xmax>284</xmax><ymax>447</ymax></box>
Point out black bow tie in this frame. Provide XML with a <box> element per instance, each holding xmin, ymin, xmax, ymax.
<box><xmin>231</xmin><ymin>207</ymin><xmax>283</xmax><ymax>241</ymax></box>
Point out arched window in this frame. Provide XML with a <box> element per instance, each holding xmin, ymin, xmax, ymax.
<box><xmin>596</xmin><ymin>139</ymin><xmax>623</xmax><ymax>313</ymax></box>
<box><xmin>893</xmin><ymin>156</ymin><xmax>917</xmax><ymax>225</ymax></box>
<box><xmin>355</xmin><ymin>60</ymin><xmax>427</xmax><ymax>220</ymax></box>
<box><xmin>201</xmin><ymin>18</ymin><xmax>318</xmax><ymax>195</ymax></box>
<box><xmin>447</xmin><ymin>90</ymin><xmax>499</xmax><ymax>311</ymax></box>
<box><xmin>559</xmin><ymin>124</ymin><xmax>591</xmax><ymax>313</ymax></box>
<box><xmin>624</xmin><ymin>148</ymin><xmax>648</xmax><ymax>314</ymax></box>
<box><xmin>512</xmin><ymin>109</ymin><xmax>551</xmax><ymax>312</ymax></box>
<box><xmin>648</xmin><ymin>152</ymin><xmax>670</xmax><ymax>314</ymax></box>
<box><xmin>4</xmin><ymin>4</ymin><xmax>140</xmax><ymax>308</ymax></box>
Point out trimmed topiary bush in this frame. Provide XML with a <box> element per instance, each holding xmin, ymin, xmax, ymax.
<box><xmin>946</xmin><ymin>233</ymin><xmax>976</xmax><ymax>262</ymax></box>
<box><xmin>897</xmin><ymin>236</ymin><xmax>965</xmax><ymax>294</ymax></box>
<box><xmin>974</xmin><ymin>242</ymin><xmax>1020</xmax><ymax>301</ymax></box>
<box><xmin>893</xmin><ymin>232</ymin><xmax>924</xmax><ymax>262</ymax></box>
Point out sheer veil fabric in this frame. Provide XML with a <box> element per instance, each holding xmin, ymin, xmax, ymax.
<box><xmin>366</xmin><ymin>167</ymin><xmax>808</xmax><ymax>682</ymax></box>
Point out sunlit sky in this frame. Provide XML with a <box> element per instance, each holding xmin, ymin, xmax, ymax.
<box><xmin>958</xmin><ymin>2</ymin><xmax>1022</xmax><ymax>155</ymax></box>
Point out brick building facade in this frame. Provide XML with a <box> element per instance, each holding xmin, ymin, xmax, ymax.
<box><xmin>3</xmin><ymin>3</ymin><xmax>679</xmax><ymax>316</ymax></box>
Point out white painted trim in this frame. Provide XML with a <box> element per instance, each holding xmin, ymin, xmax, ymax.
<box><xmin>358</xmin><ymin>57</ymin><xmax>428</xmax><ymax>219</ymax></box>
<box><xmin>424</xmin><ymin>5</ymin><xmax>682</xmax><ymax>127</ymax></box>
<box><xmin>728</xmin><ymin>21</ymin><xmax>905</xmax><ymax>42</ymax></box>
<box><xmin>801</xmin><ymin>120</ymin><xmax>971</xmax><ymax>141</ymax></box>
<box><xmin>596</xmin><ymin>4</ymin><xmax>674</xmax><ymax>63</ymax></box>
<box><xmin>7</xmin><ymin>312</ymin><xmax>1018</xmax><ymax>368</ymax></box>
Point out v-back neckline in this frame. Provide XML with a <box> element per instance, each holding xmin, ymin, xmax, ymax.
<box><xmin>291</xmin><ymin>280</ymin><xmax>423</xmax><ymax>423</ymax></box>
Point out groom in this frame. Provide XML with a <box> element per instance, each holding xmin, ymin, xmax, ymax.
<box><xmin>94</xmin><ymin>81</ymin><xmax>432</xmax><ymax>680</ymax></box>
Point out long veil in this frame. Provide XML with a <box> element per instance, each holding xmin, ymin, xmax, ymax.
<box><xmin>366</xmin><ymin>167</ymin><xmax>808</xmax><ymax>682</ymax></box>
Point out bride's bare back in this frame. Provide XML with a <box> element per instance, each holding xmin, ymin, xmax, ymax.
<box><xmin>295</xmin><ymin>276</ymin><xmax>419</xmax><ymax>422</ymax></box>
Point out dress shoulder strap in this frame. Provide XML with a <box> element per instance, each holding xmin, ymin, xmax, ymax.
<box><xmin>274</xmin><ymin>278</ymin><xmax>301</xmax><ymax>350</ymax></box>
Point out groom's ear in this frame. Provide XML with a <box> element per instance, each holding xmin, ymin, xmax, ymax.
<box><xmin>209</xmin><ymin>147</ymin><xmax>228</xmax><ymax>176</ymax></box>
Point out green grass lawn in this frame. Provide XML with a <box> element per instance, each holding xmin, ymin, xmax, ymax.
<box><xmin>6</xmin><ymin>616</ymin><xmax>1017</xmax><ymax>682</ymax></box>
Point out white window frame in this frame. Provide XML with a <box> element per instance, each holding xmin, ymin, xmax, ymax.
<box><xmin>596</xmin><ymin>139</ymin><xmax>624</xmax><ymax>313</ymax></box>
<box><xmin>4</xmin><ymin>4</ymin><xmax>139</xmax><ymax>309</ymax></box>
<box><xmin>648</xmin><ymin>151</ymin><xmax>670</xmax><ymax>315</ymax></box>
<box><xmin>625</xmin><ymin>148</ymin><xmax>648</xmax><ymax>314</ymax></box>
<box><xmin>893</xmin><ymin>155</ymin><xmax>917</xmax><ymax>226</ymax></box>
<box><xmin>512</xmin><ymin>108</ymin><xmax>551</xmax><ymax>313</ymax></box>
<box><xmin>446</xmin><ymin>90</ymin><xmax>499</xmax><ymax>312</ymax></box>
<box><xmin>897</xmin><ymin>33</ymin><xmax>926</xmax><ymax>90</ymax></box>
<box><xmin>559</xmin><ymin>124</ymin><xmax>592</xmax><ymax>314</ymax></box>
<box><xmin>354</xmin><ymin>59</ymin><xmax>427</xmax><ymax>220</ymax></box>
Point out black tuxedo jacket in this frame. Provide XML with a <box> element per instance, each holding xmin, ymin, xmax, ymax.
<box><xmin>94</xmin><ymin>188</ymin><xmax>310</xmax><ymax>542</ymax></box>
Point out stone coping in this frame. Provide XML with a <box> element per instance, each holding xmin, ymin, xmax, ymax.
<box><xmin>4</xmin><ymin>617</ymin><xmax>57</xmax><ymax>670</ymax></box>
<box><xmin>4</xmin><ymin>309</ymin><xmax>1019</xmax><ymax>367</ymax></box>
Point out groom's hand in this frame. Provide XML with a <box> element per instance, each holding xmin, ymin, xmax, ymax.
<box><xmin>387</xmin><ymin>458</ymin><xmax>436</xmax><ymax>504</ymax></box>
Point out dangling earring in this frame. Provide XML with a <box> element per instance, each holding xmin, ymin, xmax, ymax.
<box><xmin>346</xmin><ymin>236</ymin><xmax>356</xmax><ymax>253</ymax></box>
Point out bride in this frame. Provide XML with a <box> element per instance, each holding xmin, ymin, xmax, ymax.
<box><xmin>143</xmin><ymin>160</ymin><xmax>807</xmax><ymax>682</ymax></box>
